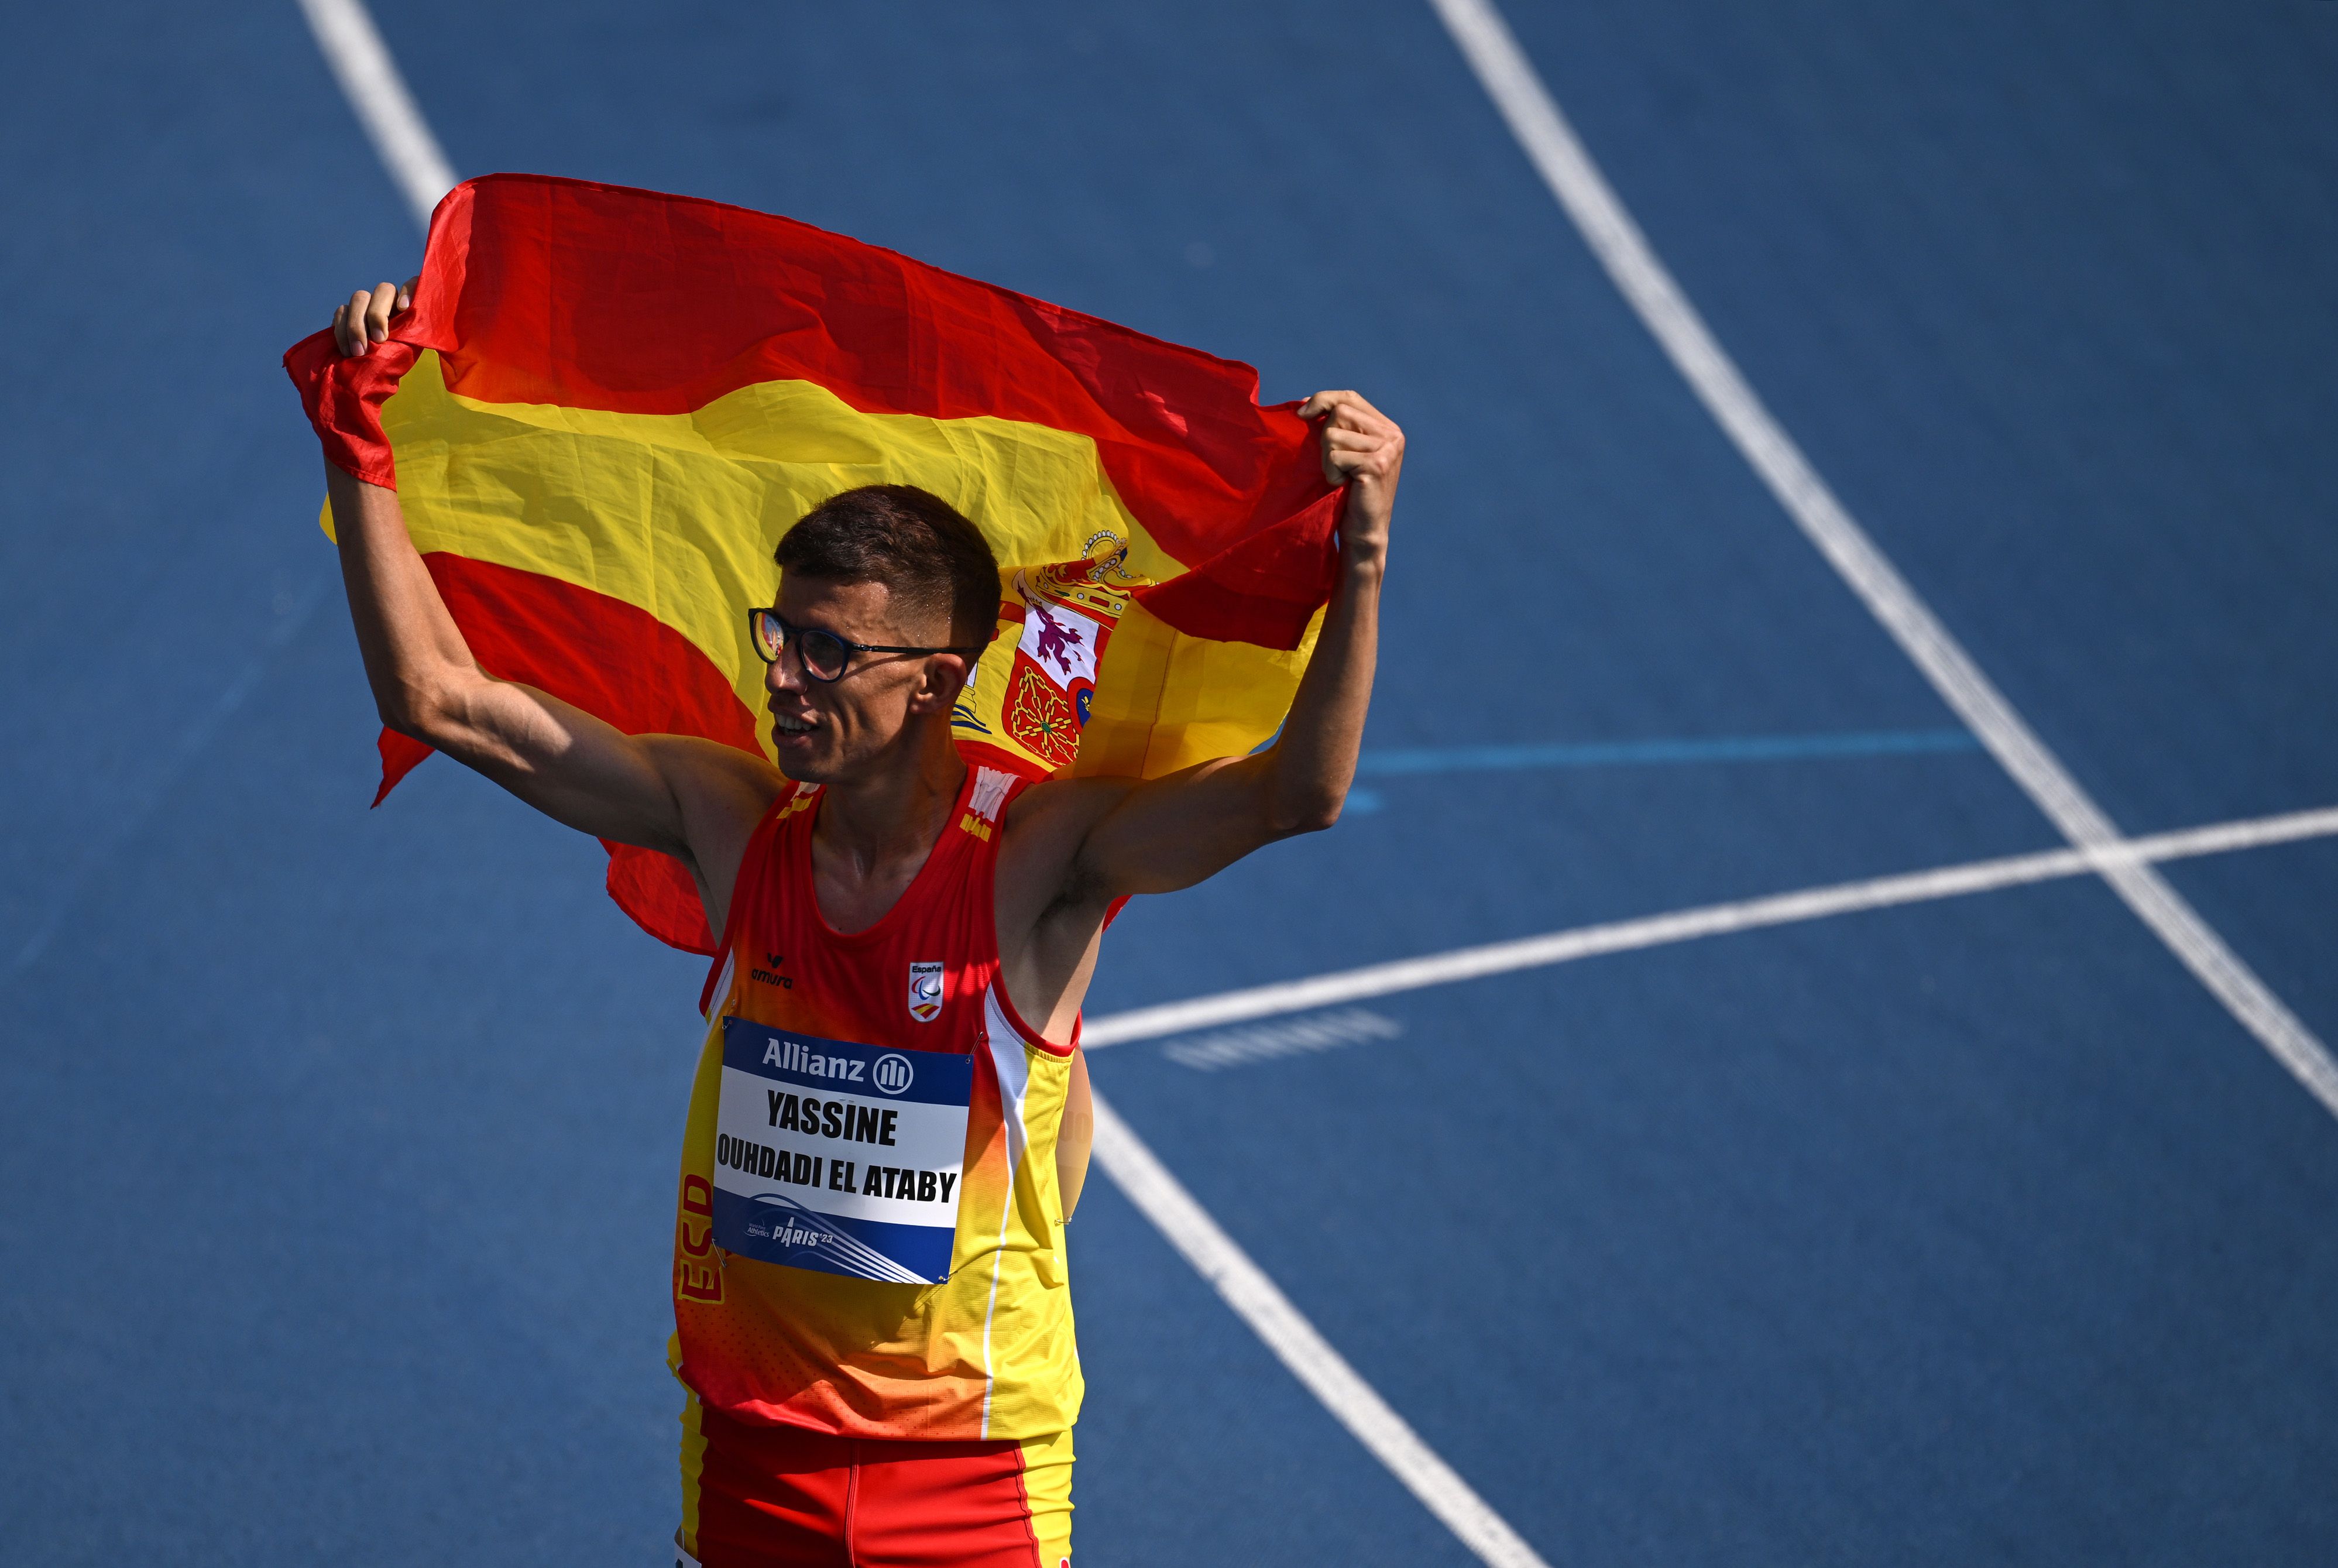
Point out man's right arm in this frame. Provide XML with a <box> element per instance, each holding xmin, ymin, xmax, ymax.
<box><xmin>322</xmin><ymin>289</ymin><xmax>781</xmax><ymax>927</ymax></box>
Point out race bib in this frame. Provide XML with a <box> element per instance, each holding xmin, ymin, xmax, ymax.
<box><xmin>710</xmin><ymin>1017</ymin><xmax>976</xmax><ymax>1284</ymax></box>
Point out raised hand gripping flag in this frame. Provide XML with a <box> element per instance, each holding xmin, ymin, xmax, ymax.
<box><xmin>286</xmin><ymin>174</ymin><xmax>1341</xmax><ymax>953</ymax></box>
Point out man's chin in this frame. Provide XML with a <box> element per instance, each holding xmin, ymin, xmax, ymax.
<box><xmin>773</xmin><ymin>730</ymin><xmax>834</xmax><ymax>783</ymax></box>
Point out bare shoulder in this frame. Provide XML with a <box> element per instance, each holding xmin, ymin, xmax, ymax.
<box><xmin>1004</xmin><ymin>774</ymin><xmax>1135</xmax><ymax>834</ymax></box>
<box><xmin>643</xmin><ymin>734</ymin><xmax>789</xmax><ymax>870</ymax></box>
<box><xmin>642</xmin><ymin>733</ymin><xmax>787</xmax><ymax>815</ymax></box>
<box><xmin>995</xmin><ymin>776</ymin><xmax>1135</xmax><ymax>918</ymax></box>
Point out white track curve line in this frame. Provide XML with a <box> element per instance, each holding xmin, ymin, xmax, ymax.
<box><xmin>303</xmin><ymin>26</ymin><xmax>1546</xmax><ymax>1564</ymax></box>
<box><xmin>1089</xmin><ymin>1089</ymin><xmax>1551</xmax><ymax>1568</ymax></box>
<box><xmin>1087</xmin><ymin>804</ymin><xmax>2338</xmax><ymax>1048</ymax></box>
<box><xmin>294</xmin><ymin>17</ymin><xmax>2308</xmax><ymax>1556</ymax></box>
<box><xmin>297</xmin><ymin>0</ymin><xmax>457</xmax><ymax>231</ymax></box>
<box><xmin>1426</xmin><ymin>0</ymin><xmax>2338</xmax><ymax>1118</ymax></box>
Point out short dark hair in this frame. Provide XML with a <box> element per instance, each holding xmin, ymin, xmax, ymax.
<box><xmin>775</xmin><ymin>485</ymin><xmax>1000</xmax><ymax>646</ymax></box>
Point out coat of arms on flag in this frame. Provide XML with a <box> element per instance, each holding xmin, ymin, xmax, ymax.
<box><xmin>285</xmin><ymin>173</ymin><xmax>1345</xmax><ymax>954</ymax></box>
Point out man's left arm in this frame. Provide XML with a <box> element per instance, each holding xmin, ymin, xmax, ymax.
<box><xmin>1024</xmin><ymin>391</ymin><xmax>1396</xmax><ymax>1217</ymax></box>
<box><xmin>1065</xmin><ymin>390</ymin><xmax>1402</xmax><ymax>899</ymax></box>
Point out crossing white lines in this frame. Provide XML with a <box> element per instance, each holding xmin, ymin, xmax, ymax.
<box><xmin>306</xmin><ymin>7</ymin><xmax>2338</xmax><ymax>1560</ymax></box>
<box><xmin>301</xmin><ymin>8</ymin><xmax>1552</xmax><ymax>1562</ymax></box>
<box><xmin>1089</xmin><ymin>804</ymin><xmax>2338</xmax><ymax>1049</ymax></box>
<box><xmin>1426</xmin><ymin>0</ymin><xmax>2338</xmax><ymax>1120</ymax></box>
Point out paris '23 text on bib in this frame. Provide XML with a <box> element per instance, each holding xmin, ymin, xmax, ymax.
<box><xmin>711</xmin><ymin>1017</ymin><xmax>976</xmax><ymax>1284</ymax></box>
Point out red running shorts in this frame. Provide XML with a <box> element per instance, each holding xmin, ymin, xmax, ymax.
<box><xmin>678</xmin><ymin>1393</ymin><xmax>1073</xmax><ymax>1567</ymax></box>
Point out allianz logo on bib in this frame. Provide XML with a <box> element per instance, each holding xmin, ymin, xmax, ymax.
<box><xmin>908</xmin><ymin>960</ymin><xmax>945</xmax><ymax>1023</ymax></box>
<box><xmin>764</xmin><ymin>1037</ymin><xmax>865</xmax><ymax>1083</ymax></box>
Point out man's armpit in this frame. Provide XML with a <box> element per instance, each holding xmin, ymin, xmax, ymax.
<box><xmin>1000</xmin><ymin>777</ymin><xmax>1134</xmax><ymax>927</ymax></box>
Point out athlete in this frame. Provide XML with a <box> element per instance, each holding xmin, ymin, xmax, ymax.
<box><xmin>325</xmin><ymin>279</ymin><xmax>1403</xmax><ymax>1567</ymax></box>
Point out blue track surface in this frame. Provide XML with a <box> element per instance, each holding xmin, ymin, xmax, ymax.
<box><xmin>6</xmin><ymin>2</ymin><xmax>2338</xmax><ymax>1562</ymax></box>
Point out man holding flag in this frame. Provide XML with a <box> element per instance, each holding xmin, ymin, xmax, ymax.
<box><xmin>301</xmin><ymin>176</ymin><xmax>1401</xmax><ymax>1568</ymax></box>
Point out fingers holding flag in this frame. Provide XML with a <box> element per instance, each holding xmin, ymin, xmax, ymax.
<box><xmin>289</xmin><ymin>176</ymin><xmax>1375</xmax><ymax>949</ymax></box>
<box><xmin>332</xmin><ymin>276</ymin><xmax>420</xmax><ymax>357</ymax></box>
<box><xmin>1298</xmin><ymin>389</ymin><xmax>1404</xmax><ymax>564</ymax></box>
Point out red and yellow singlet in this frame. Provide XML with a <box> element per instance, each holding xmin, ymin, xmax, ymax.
<box><xmin>670</xmin><ymin>764</ymin><xmax>1083</xmax><ymax>1444</ymax></box>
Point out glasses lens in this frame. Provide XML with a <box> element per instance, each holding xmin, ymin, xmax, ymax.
<box><xmin>750</xmin><ymin>609</ymin><xmax>785</xmax><ymax>664</ymax></box>
<box><xmin>798</xmin><ymin>627</ymin><xmax>850</xmax><ymax>681</ymax></box>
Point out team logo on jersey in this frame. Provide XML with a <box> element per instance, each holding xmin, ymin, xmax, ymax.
<box><xmin>908</xmin><ymin>961</ymin><xmax>945</xmax><ymax>1022</ymax></box>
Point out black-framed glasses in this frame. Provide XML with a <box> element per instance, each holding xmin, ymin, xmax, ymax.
<box><xmin>747</xmin><ymin>608</ymin><xmax>988</xmax><ymax>683</ymax></box>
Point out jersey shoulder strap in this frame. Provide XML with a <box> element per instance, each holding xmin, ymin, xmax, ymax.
<box><xmin>953</xmin><ymin>764</ymin><xmax>1025</xmax><ymax>846</ymax></box>
<box><xmin>698</xmin><ymin>781</ymin><xmax>820</xmax><ymax>1017</ymax></box>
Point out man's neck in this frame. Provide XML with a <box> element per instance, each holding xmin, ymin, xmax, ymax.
<box><xmin>812</xmin><ymin>723</ymin><xmax>967</xmax><ymax>885</ymax></box>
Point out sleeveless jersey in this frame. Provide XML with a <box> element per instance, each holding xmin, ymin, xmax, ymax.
<box><xmin>670</xmin><ymin>764</ymin><xmax>1083</xmax><ymax>1441</ymax></box>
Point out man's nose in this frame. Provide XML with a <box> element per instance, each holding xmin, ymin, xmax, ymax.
<box><xmin>765</xmin><ymin>649</ymin><xmax>806</xmax><ymax>696</ymax></box>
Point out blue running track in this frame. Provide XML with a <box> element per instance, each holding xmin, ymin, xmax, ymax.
<box><xmin>5</xmin><ymin>2</ymin><xmax>2338</xmax><ymax>1562</ymax></box>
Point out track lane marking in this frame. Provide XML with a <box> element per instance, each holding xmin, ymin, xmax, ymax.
<box><xmin>1358</xmin><ymin>728</ymin><xmax>1978</xmax><ymax>776</ymax></box>
<box><xmin>1088</xmin><ymin>804</ymin><xmax>2338</xmax><ymax>1048</ymax></box>
<box><xmin>297</xmin><ymin>0</ymin><xmax>456</xmax><ymax>231</ymax></box>
<box><xmin>303</xmin><ymin>11</ymin><xmax>1550</xmax><ymax>1560</ymax></box>
<box><xmin>1426</xmin><ymin>0</ymin><xmax>2338</xmax><ymax>1118</ymax></box>
<box><xmin>1089</xmin><ymin>1090</ymin><xmax>1551</xmax><ymax>1568</ymax></box>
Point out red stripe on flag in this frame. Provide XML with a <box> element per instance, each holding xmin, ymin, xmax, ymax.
<box><xmin>284</xmin><ymin>174</ymin><xmax>1341</xmax><ymax>649</ymax></box>
<box><xmin>373</xmin><ymin>553</ymin><xmax>764</xmax><ymax>953</ymax></box>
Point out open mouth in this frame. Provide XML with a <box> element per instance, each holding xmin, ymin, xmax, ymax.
<box><xmin>772</xmin><ymin>712</ymin><xmax>821</xmax><ymax>736</ymax></box>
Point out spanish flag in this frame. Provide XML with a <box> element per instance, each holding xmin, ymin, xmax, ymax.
<box><xmin>286</xmin><ymin>174</ymin><xmax>1341</xmax><ymax>953</ymax></box>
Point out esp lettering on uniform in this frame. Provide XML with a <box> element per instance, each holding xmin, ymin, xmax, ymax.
<box><xmin>675</xmin><ymin>1174</ymin><xmax>722</xmax><ymax>1302</ymax></box>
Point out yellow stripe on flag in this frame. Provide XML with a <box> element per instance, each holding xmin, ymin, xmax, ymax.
<box><xmin>327</xmin><ymin>351</ymin><xmax>1313</xmax><ymax>778</ymax></box>
<box><xmin>1075</xmin><ymin>599</ymin><xmax>1321</xmax><ymax>778</ymax></box>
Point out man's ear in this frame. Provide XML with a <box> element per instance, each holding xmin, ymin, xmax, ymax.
<box><xmin>907</xmin><ymin>655</ymin><xmax>970</xmax><ymax>715</ymax></box>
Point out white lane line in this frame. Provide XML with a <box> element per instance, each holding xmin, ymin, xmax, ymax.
<box><xmin>297</xmin><ymin>0</ymin><xmax>457</xmax><ymax>231</ymax></box>
<box><xmin>305</xmin><ymin>35</ymin><xmax>1547</xmax><ymax>1566</ymax></box>
<box><xmin>1089</xmin><ymin>1089</ymin><xmax>1551</xmax><ymax>1568</ymax></box>
<box><xmin>1164</xmin><ymin>1008</ymin><xmax>1405</xmax><ymax>1071</ymax></box>
<box><xmin>1088</xmin><ymin>804</ymin><xmax>2338</xmax><ymax>1048</ymax></box>
<box><xmin>1426</xmin><ymin>0</ymin><xmax>2338</xmax><ymax>1118</ymax></box>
